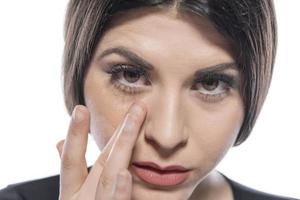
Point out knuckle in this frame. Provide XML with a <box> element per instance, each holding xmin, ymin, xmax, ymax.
<box><xmin>97</xmin><ymin>157</ymin><xmax>106</xmax><ymax>168</ymax></box>
<box><xmin>61</xmin><ymin>157</ymin><xmax>73</xmax><ymax>170</ymax></box>
<box><xmin>121</xmin><ymin>125</ymin><xmax>132</xmax><ymax>136</ymax></box>
<box><xmin>99</xmin><ymin>174</ymin><xmax>113</xmax><ymax>191</ymax></box>
<box><xmin>115</xmin><ymin>184</ymin><xmax>128</xmax><ymax>196</ymax></box>
<box><xmin>123</xmin><ymin>114</ymin><xmax>139</xmax><ymax>133</ymax></box>
<box><xmin>117</xmin><ymin>129</ymin><xmax>134</xmax><ymax>148</ymax></box>
<box><xmin>69</xmin><ymin>123</ymin><xmax>82</xmax><ymax>136</ymax></box>
<box><xmin>61</xmin><ymin>154</ymin><xmax>77</xmax><ymax>170</ymax></box>
<box><xmin>115</xmin><ymin>137</ymin><xmax>128</xmax><ymax>150</ymax></box>
<box><xmin>116</xmin><ymin>113</ymin><xmax>141</xmax><ymax>147</ymax></box>
<box><xmin>113</xmin><ymin>172</ymin><xmax>132</xmax><ymax>198</ymax></box>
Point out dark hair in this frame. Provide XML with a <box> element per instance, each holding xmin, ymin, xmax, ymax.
<box><xmin>62</xmin><ymin>0</ymin><xmax>277</xmax><ymax>146</ymax></box>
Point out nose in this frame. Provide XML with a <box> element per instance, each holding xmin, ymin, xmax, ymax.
<box><xmin>144</xmin><ymin>89</ymin><xmax>189</xmax><ymax>154</ymax></box>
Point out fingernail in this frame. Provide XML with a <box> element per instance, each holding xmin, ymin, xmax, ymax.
<box><xmin>72</xmin><ymin>105</ymin><xmax>84</xmax><ymax>123</ymax></box>
<box><xmin>130</xmin><ymin>102</ymin><xmax>144</xmax><ymax>116</ymax></box>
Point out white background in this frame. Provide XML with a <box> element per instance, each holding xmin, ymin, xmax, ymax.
<box><xmin>0</xmin><ymin>1</ymin><xmax>299</xmax><ymax>198</ymax></box>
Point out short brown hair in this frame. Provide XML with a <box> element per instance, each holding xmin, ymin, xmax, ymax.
<box><xmin>62</xmin><ymin>0</ymin><xmax>277</xmax><ymax>146</ymax></box>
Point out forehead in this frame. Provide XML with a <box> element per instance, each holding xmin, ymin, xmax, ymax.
<box><xmin>96</xmin><ymin>7</ymin><xmax>235</xmax><ymax>70</ymax></box>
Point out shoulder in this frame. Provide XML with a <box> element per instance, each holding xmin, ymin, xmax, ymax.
<box><xmin>0</xmin><ymin>167</ymin><xmax>92</xmax><ymax>200</ymax></box>
<box><xmin>0</xmin><ymin>175</ymin><xmax>59</xmax><ymax>200</ymax></box>
<box><xmin>220</xmin><ymin>172</ymin><xmax>299</xmax><ymax>200</ymax></box>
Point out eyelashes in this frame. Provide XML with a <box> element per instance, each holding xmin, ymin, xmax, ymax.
<box><xmin>104</xmin><ymin>63</ymin><xmax>238</xmax><ymax>103</ymax></box>
<box><xmin>105</xmin><ymin>64</ymin><xmax>150</xmax><ymax>94</ymax></box>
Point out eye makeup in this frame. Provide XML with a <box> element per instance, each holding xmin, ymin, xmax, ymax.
<box><xmin>104</xmin><ymin>63</ymin><xmax>240</xmax><ymax>103</ymax></box>
<box><xmin>193</xmin><ymin>72</ymin><xmax>239</xmax><ymax>90</ymax></box>
<box><xmin>105</xmin><ymin>63</ymin><xmax>151</xmax><ymax>94</ymax></box>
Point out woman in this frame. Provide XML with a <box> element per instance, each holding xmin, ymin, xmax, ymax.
<box><xmin>0</xmin><ymin>0</ymin><xmax>297</xmax><ymax>199</ymax></box>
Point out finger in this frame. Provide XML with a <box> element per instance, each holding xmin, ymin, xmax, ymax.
<box><xmin>60</xmin><ymin>105</ymin><xmax>90</xmax><ymax>198</ymax></box>
<box><xmin>56</xmin><ymin>139</ymin><xmax>65</xmax><ymax>158</ymax></box>
<box><xmin>97</xmin><ymin>101</ymin><xmax>146</xmax><ymax>198</ymax></box>
<box><xmin>78</xmin><ymin>131</ymin><xmax>119</xmax><ymax>197</ymax></box>
<box><xmin>78</xmin><ymin>110</ymin><xmax>128</xmax><ymax>197</ymax></box>
<box><xmin>87</xmin><ymin>101</ymin><xmax>139</xmax><ymax>176</ymax></box>
<box><xmin>106</xmin><ymin>101</ymin><xmax>146</xmax><ymax>171</ymax></box>
<box><xmin>88</xmin><ymin>129</ymin><xmax>118</xmax><ymax>175</ymax></box>
<box><xmin>113</xmin><ymin>169</ymin><xmax>132</xmax><ymax>200</ymax></box>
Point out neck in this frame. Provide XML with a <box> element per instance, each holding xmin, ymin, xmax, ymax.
<box><xmin>188</xmin><ymin>170</ymin><xmax>233</xmax><ymax>200</ymax></box>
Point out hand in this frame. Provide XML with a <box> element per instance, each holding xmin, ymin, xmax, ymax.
<box><xmin>56</xmin><ymin>101</ymin><xmax>147</xmax><ymax>200</ymax></box>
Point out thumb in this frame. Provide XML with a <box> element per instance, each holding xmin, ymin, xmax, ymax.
<box><xmin>56</xmin><ymin>139</ymin><xmax>65</xmax><ymax>158</ymax></box>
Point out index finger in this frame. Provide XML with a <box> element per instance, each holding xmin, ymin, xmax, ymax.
<box><xmin>88</xmin><ymin>106</ymin><xmax>132</xmax><ymax>175</ymax></box>
<box><xmin>79</xmin><ymin>101</ymin><xmax>145</xmax><ymax>196</ymax></box>
<box><xmin>99</xmin><ymin>101</ymin><xmax>146</xmax><ymax>184</ymax></box>
<box><xmin>107</xmin><ymin>101</ymin><xmax>146</xmax><ymax>168</ymax></box>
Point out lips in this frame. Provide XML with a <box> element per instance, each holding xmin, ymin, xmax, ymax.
<box><xmin>131</xmin><ymin>161</ymin><xmax>190</xmax><ymax>186</ymax></box>
<box><xmin>132</xmin><ymin>161</ymin><xmax>189</xmax><ymax>172</ymax></box>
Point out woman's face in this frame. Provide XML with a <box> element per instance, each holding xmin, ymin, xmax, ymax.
<box><xmin>83</xmin><ymin>7</ymin><xmax>244</xmax><ymax>199</ymax></box>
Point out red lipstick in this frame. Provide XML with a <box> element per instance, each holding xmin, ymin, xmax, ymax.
<box><xmin>131</xmin><ymin>161</ymin><xmax>190</xmax><ymax>186</ymax></box>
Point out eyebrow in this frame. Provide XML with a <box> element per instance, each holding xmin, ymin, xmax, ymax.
<box><xmin>98</xmin><ymin>46</ymin><xmax>238</xmax><ymax>74</ymax></box>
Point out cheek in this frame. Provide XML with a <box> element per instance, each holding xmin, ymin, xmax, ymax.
<box><xmin>89</xmin><ymin>111</ymin><xmax>116</xmax><ymax>150</ymax></box>
<box><xmin>189</xmin><ymin>99</ymin><xmax>244</xmax><ymax>167</ymax></box>
<box><xmin>84</xmin><ymin>66</ymin><xmax>136</xmax><ymax>150</ymax></box>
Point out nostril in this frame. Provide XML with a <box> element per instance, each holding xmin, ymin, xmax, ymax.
<box><xmin>144</xmin><ymin>132</ymin><xmax>188</xmax><ymax>156</ymax></box>
<box><xmin>143</xmin><ymin>108</ymin><xmax>188</xmax><ymax>153</ymax></box>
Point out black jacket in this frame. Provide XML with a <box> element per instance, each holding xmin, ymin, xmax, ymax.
<box><xmin>0</xmin><ymin>171</ymin><xmax>298</xmax><ymax>200</ymax></box>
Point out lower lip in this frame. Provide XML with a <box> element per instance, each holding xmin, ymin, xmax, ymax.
<box><xmin>131</xmin><ymin>164</ymin><xmax>190</xmax><ymax>186</ymax></box>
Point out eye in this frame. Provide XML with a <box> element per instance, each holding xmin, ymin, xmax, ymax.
<box><xmin>192</xmin><ymin>73</ymin><xmax>236</xmax><ymax>102</ymax></box>
<box><xmin>201</xmin><ymin>76</ymin><xmax>220</xmax><ymax>91</ymax></box>
<box><xmin>105</xmin><ymin>64</ymin><xmax>150</xmax><ymax>94</ymax></box>
<box><xmin>105</xmin><ymin>63</ymin><xmax>238</xmax><ymax>103</ymax></box>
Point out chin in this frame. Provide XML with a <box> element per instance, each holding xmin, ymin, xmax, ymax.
<box><xmin>131</xmin><ymin>182</ymin><xmax>193</xmax><ymax>200</ymax></box>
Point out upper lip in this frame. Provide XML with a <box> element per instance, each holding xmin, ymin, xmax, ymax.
<box><xmin>131</xmin><ymin>161</ymin><xmax>189</xmax><ymax>172</ymax></box>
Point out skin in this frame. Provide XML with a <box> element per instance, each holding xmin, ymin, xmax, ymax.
<box><xmin>58</xmin><ymin>6</ymin><xmax>244</xmax><ymax>200</ymax></box>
